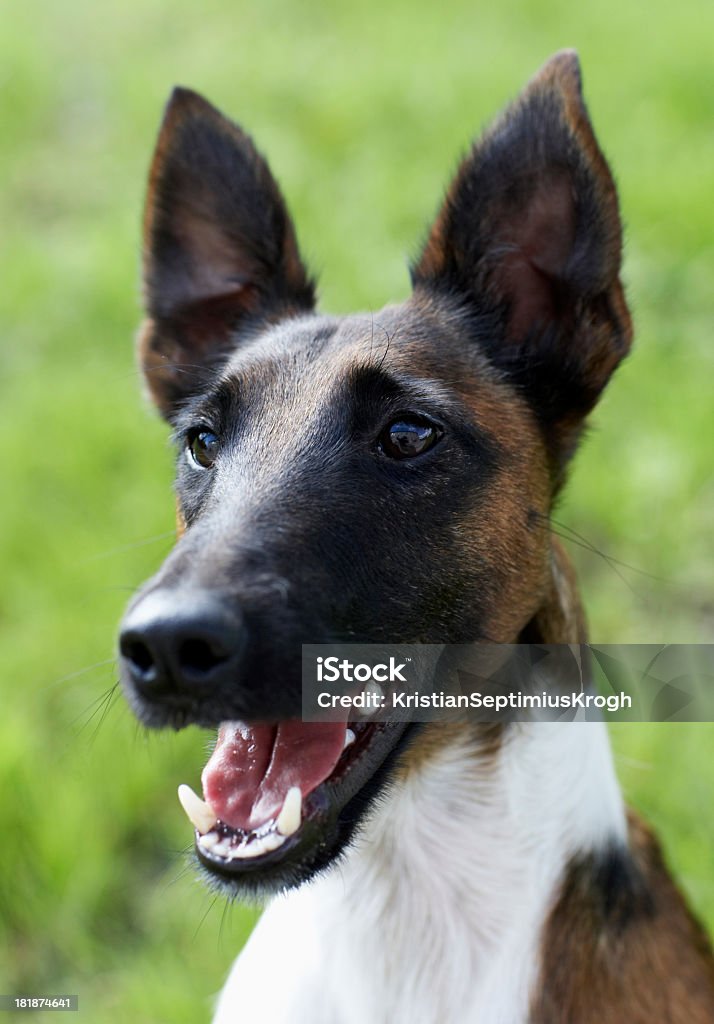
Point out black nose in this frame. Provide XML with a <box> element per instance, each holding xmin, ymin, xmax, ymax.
<box><xmin>119</xmin><ymin>589</ymin><xmax>245</xmax><ymax>699</ymax></box>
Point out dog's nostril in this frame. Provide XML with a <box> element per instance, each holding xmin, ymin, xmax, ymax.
<box><xmin>121</xmin><ymin>637</ymin><xmax>156</xmax><ymax>677</ymax></box>
<box><xmin>178</xmin><ymin>637</ymin><xmax>228</xmax><ymax>675</ymax></box>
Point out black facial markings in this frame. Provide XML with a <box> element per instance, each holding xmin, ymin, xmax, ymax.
<box><xmin>342</xmin><ymin>363</ymin><xmax>502</xmax><ymax>473</ymax></box>
<box><xmin>171</xmin><ymin>352</ymin><xmax>504</xmax><ymax>533</ymax></box>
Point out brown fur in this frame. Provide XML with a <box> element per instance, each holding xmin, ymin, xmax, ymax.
<box><xmin>396</xmin><ymin>536</ymin><xmax>582</xmax><ymax>780</ymax></box>
<box><xmin>532</xmin><ymin>811</ymin><xmax>714</xmax><ymax>1022</ymax></box>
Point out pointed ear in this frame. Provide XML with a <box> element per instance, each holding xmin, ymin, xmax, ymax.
<box><xmin>411</xmin><ymin>51</ymin><xmax>632</xmax><ymax>466</ymax></box>
<box><xmin>139</xmin><ymin>88</ymin><xmax>315</xmax><ymax>419</ymax></box>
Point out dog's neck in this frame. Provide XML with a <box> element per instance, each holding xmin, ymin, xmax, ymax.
<box><xmin>307</xmin><ymin>545</ymin><xmax>626</xmax><ymax>1023</ymax></box>
<box><xmin>318</xmin><ymin>721</ymin><xmax>625</xmax><ymax>1024</ymax></box>
<box><xmin>216</xmin><ymin>544</ymin><xmax>627</xmax><ymax>1024</ymax></box>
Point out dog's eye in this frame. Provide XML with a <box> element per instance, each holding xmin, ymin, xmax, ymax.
<box><xmin>187</xmin><ymin>430</ymin><xmax>220</xmax><ymax>469</ymax></box>
<box><xmin>378</xmin><ymin>417</ymin><xmax>442</xmax><ymax>460</ymax></box>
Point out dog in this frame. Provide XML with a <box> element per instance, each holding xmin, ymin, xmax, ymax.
<box><xmin>118</xmin><ymin>50</ymin><xmax>714</xmax><ymax>1023</ymax></box>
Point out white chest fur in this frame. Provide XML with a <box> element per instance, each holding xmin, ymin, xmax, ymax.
<box><xmin>213</xmin><ymin>720</ymin><xmax>626</xmax><ymax>1024</ymax></box>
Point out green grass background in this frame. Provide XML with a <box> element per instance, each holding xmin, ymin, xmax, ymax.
<box><xmin>1</xmin><ymin>0</ymin><xmax>712</xmax><ymax>1019</ymax></box>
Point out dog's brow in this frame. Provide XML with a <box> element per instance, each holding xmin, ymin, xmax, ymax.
<box><xmin>172</xmin><ymin>378</ymin><xmax>238</xmax><ymax>435</ymax></box>
<box><xmin>346</xmin><ymin>363</ymin><xmax>472</xmax><ymax>416</ymax></box>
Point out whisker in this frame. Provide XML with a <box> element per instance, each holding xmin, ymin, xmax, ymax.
<box><xmin>81</xmin><ymin>532</ymin><xmax>176</xmax><ymax>563</ymax></box>
<box><xmin>43</xmin><ymin>658</ymin><xmax>116</xmax><ymax>692</ymax></box>
<box><xmin>530</xmin><ymin>510</ymin><xmax>665</xmax><ymax>602</ymax></box>
<box><xmin>549</xmin><ymin>516</ymin><xmax>669</xmax><ymax>583</ymax></box>
<box><xmin>548</xmin><ymin>525</ymin><xmax>644</xmax><ymax>600</ymax></box>
<box><xmin>218</xmin><ymin>896</ymin><xmax>233</xmax><ymax>948</ymax></box>
<box><xmin>192</xmin><ymin>895</ymin><xmax>219</xmax><ymax>942</ymax></box>
<box><xmin>161</xmin><ymin>849</ymin><xmax>198</xmax><ymax>893</ymax></box>
<box><xmin>109</xmin><ymin>361</ymin><xmax>224</xmax><ymax>385</ymax></box>
<box><xmin>375</xmin><ymin>324</ymin><xmax>392</xmax><ymax>371</ymax></box>
<box><xmin>71</xmin><ymin>682</ymin><xmax>121</xmax><ymax>743</ymax></box>
<box><xmin>69</xmin><ymin>683</ymin><xmax>117</xmax><ymax>727</ymax></box>
<box><xmin>612</xmin><ymin>753</ymin><xmax>653</xmax><ymax>772</ymax></box>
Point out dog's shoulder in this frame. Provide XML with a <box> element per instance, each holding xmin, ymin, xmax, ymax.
<box><xmin>532</xmin><ymin>809</ymin><xmax>714</xmax><ymax>1023</ymax></box>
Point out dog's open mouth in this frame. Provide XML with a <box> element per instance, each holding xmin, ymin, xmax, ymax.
<box><xmin>178</xmin><ymin>718</ymin><xmax>409</xmax><ymax>887</ymax></box>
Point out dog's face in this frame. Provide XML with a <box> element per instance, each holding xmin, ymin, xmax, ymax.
<box><xmin>119</xmin><ymin>51</ymin><xmax>631</xmax><ymax>896</ymax></box>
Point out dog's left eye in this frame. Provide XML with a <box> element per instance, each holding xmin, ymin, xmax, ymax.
<box><xmin>378</xmin><ymin>417</ymin><xmax>442</xmax><ymax>460</ymax></box>
<box><xmin>187</xmin><ymin>430</ymin><xmax>221</xmax><ymax>469</ymax></box>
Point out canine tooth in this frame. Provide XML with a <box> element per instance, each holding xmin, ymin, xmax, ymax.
<box><xmin>198</xmin><ymin>832</ymin><xmax>220</xmax><ymax>850</ymax></box>
<box><xmin>276</xmin><ymin>786</ymin><xmax>302</xmax><ymax>837</ymax></box>
<box><xmin>177</xmin><ymin>784</ymin><xmax>218</xmax><ymax>834</ymax></box>
<box><xmin>363</xmin><ymin>680</ymin><xmax>383</xmax><ymax>714</ymax></box>
<box><xmin>344</xmin><ymin>728</ymin><xmax>356</xmax><ymax>749</ymax></box>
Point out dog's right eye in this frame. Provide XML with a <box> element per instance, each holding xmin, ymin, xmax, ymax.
<box><xmin>378</xmin><ymin>416</ymin><xmax>442</xmax><ymax>460</ymax></box>
<box><xmin>187</xmin><ymin>430</ymin><xmax>220</xmax><ymax>469</ymax></box>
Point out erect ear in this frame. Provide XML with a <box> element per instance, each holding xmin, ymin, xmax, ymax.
<box><xmin>411</xmin><ymin>51</ymin><xmax>632</xmax><ymax>469</ymax></box>
<box><xmin>139</xmin><ymin>87</ymin><xmax>315</xmax><ymax>419</ymax></box>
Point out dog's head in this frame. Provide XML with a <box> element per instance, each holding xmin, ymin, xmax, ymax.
<box><xmin>118</xmin><ymin>51</ymin><xmax>631</xmax><ymax>896</ymax></box>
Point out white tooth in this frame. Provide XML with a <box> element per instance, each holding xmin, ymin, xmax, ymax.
<box><xmin>177</xmin><ymin>784</ymin><xmax>218</xmax><ymax>834</ymax></box>
<box><xmin>198</xmin><ymin>832</ymin><xmax>220</xmax><ymax>850</ymax></box>
<box><xmin>213</xmin><ymin>839</ymin><xmax>232</xmax><ymax>857</ymax></box>
<box><xmin>276</xmin><ymin>786</ymin><xmax>302</xmax><ymax>837</ymax></box>
<box><xmin>229</xmin><ymin>845</ymin><xmax>255</xmax><ymax>860</ymax></box>
<box><xmin>229</xmin><ymin>843</ymin><xmax>255</xmax><ymax>860</ymax></box>
<box><xmin>344</xmin><ymin>728</ymin><xmax>356</xmax><ymax>750</ymax></box>
<box><xmin>230</xmin><ymin>832</ymin><xmax>288</xmax><ymax>860</ymax></box>
<box><xmin>261</xmin><ymin>832</ymin><xmax>287</xmax><ymax>852</ymax></box>
<box><xmin>227</xmin><ymin>842</ymin><xmax>255</xmax><ymax>860</ymax></box>
<box><xmin>363</xmin><ymin>680</ymin><xmax>383</xmax><ymax>714</ymax></box>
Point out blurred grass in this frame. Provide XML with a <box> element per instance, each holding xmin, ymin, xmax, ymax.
<box><xmin>0</xmin><ymin>0</ymin><xmax>712</xmax><ymax>1019</ymax></box>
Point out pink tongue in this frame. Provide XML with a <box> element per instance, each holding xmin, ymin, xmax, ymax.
<box><xmin>201</xmin><ymin>720</ymin><xmax>347</xmax><ymax>831</ymax></box>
